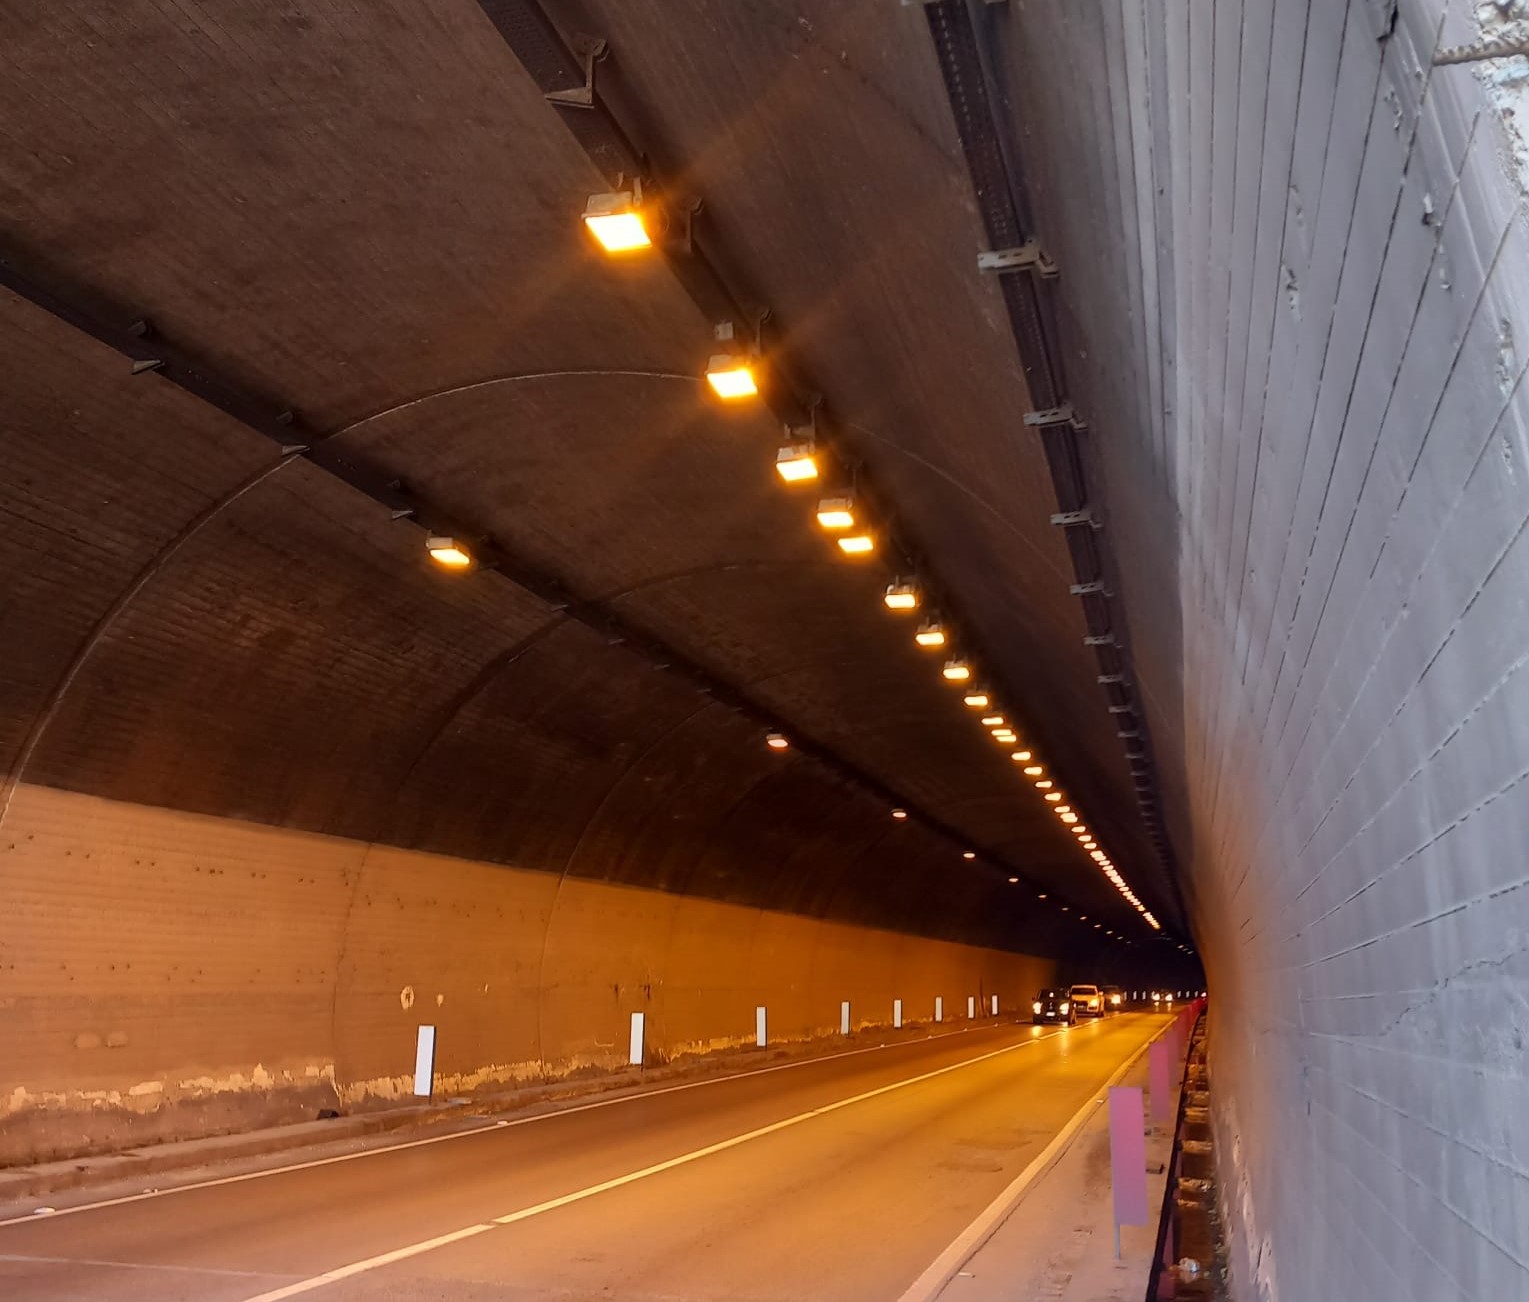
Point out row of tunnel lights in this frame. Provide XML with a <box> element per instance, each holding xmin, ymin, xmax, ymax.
<box><xmin>422</xmin><ymin>187</ymin><xmax>1161</xmax><ymax>937</ymax></box>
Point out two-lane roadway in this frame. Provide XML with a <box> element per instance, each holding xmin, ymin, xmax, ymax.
<box><xmin>0</xmin><ymin>1013</ymin><xmax>1165</xmax><ymax>1300</ymax></box>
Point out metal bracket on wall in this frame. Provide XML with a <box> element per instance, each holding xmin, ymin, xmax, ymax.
<box><xmin>1070</xmin><ymin>580</ymin><xmax>1107</xmax><ymax>596</ymax></box>
<box><xmin>977</xmin><ymin>241</ymin><xmax>1059</xmax><ymax>279</ymax></box>
<box><xmin>1023</xmin><ymin>403</ymin><xmax>1085</xmax><ymax>431</ymax></box>
<box><xmin>1107</xmin><ymin>704</ymin><xmax>1134</xmax><ymax>715</ymax></box>
<box><xmin>1050</xmin><ymin>507</ymin><xmax>1094</xmax><ymax>528</ymax></box>
<box><xmin>544</xmin><ymin>35</ymin><xmax>607</xmax><ymax>108</ymax></box>
<box><xmin>1084</xmin><ymin>633</ymin><xmax>1116</xmax><ymax>647</ymax></box>
<box><xmin>1097</xmin><ymin>673</ymin><xmax>1126</xmax><ymax>685</ymax></box>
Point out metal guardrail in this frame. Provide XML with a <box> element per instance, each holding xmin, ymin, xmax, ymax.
<box><xmin>1144</xmin><ymin>1005</ymin><xmax>1207</xmax><ymax>1300</ymax></box>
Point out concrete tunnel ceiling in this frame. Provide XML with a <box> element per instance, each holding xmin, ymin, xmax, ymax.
<box><xmin>0</xmin><ymin>0</ymin><xmax>1194</xmax><ymax>965</ymax></box>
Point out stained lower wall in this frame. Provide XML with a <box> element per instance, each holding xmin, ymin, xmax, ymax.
<box><xmin>0</xmin><ymin>782</ymin><xmax>1052</xmax><ymax>1167</ymax></box>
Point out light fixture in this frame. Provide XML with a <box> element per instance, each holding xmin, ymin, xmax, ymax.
<box><xmin>963</xmin><ymin>692</ymin><xmax>990</xmax><ymax>708</ymax></box>
<box><xmin>581</xmin><ymin>188</ymin><xmax>653</xmax><ymax>253</ymax></box>
<box><xmin>426</xmin><ymin>536</ymin><xmax>473</xmax><ymax>568</ymax></box>
<box><xmin>891</xmin><ymin>807</ymin><xmax>908</xmax><ymax>820</ymax></box>
<box><xmin>705</xmin><ymin>351</ymin><xmax>759</xmax><ymax>400</ymax></box>
<box><xmin>981</xmin><ymin>715</ymin><xmax>1005</xmax><ymax>727</ymax></box>
<box><xmin>1072</xmin><ymin>826</ymin><xmax>1089</xmax><ymax>836</ymax></box>
<box><xmin>1038</xmin><ymin>893</ymin><xmax>1048</xmax><ymax>899</ymax></box>
<box><xmin>837</xmin><ymin>533</ymin><xmax>875</xmax><ymax>555</ymax></box>
<box><xmin>1011</xmin><ymin>749</ymin><xmax>1032</xmax><ymax>762</ymax></box>
<box><xmin>941</xmin><ymin>659</ymin><xmax>971</xmax><ymax>682</ymax></box>
<box><xmin>884</xmin><ymin>579</ymin><xmax>920</xmax><ymax>610</ymax></box>
<box><xmin>1045</xmin><ymin>792</ymin><xmax>1062</xmax><ymax>802</ymax></box>
<box><xmin>775</xmin><ymin>443</ymin><xmax>819</xmax><ymax>483</ymax></box>
<box><xmin>1091</xmin><ymin>850</ymin><xmax>1107</xmax><ymax>861</ymax></box>
<box><xmin>914</xmin><ymin>621</ymin><xmax>946</xmax><ymax>648</ymax></box>
<box><xmin>992</xmin><ymin>729</ymin><xmax>1016</xmax><ymax>742</ymax></box>
<box><xmin>815</xmin><ymin>497</ymin><xmax>857</xmax><ymax>530</ymax></box>
<box><xmin>962</xmin><ymin>851</ymin><xmax>976</xmax><ymax>861</ymax></box>
<box><xmin>765</xmin><ymin>732</ymin><xmax>789</xmax><ymax>751</ymax></box>
<box><xmin>1060</xmin><ymin>813</ymin><xmax>1078</xmax><ymax>824</ymax></box>
<box><xmin>1034</xmin><ymin>779</ymin><xmax>1053</xmax><ymax>790</ymax></box>
<box><xmin>1023</xmin><ymin>765</ymin><xmax>1044</xmax><ymax>777</ymax></box>
<box><xmin>1055</xmin><ymin>805</ymin><xmax>1072</xmax><ymax>814</ymax></box>
<box><xmin>1008</xmin><ymin>876</ymin><xmax>1020</xmax><ymax>884</ymax></box>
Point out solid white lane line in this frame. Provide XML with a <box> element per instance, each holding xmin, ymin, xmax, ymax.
<box><xmin>0</xmin><ymin>1018</ymin><xmax>1046</xmax><ymax>1230</ymax></box>
<box><xmin>894</xmin><ymin>1021</ymin><xmax>1165</xmax><ymax>1302</ymax></box>
<box><xmin>0</xmin><ymin>1252</ymin><xmax>277</xmax><ymax>1279</ymax></box>
<box><xmin>237</xmin><ymin>1029</ymin><xmax>1069</xmax><ymax>1301</ymax></box>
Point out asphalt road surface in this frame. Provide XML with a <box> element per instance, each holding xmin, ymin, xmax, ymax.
<box><xmin>0</xmin><ymin>1013</ymin><xmax>1163</xmax><ymax>1301</ymax></box>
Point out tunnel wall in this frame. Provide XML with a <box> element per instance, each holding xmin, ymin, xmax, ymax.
<box><xmin>987</xmin><ymin>1</ymin><xmax>1529</xmax><ymax>1298</ymax></box>
<box><xmin>1</xmin><ymin>782</ymin><xmax>1053</xmax><ymax>1167</ymax></box>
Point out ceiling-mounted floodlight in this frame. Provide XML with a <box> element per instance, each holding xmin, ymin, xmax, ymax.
<box><xmin>993</xmin><ymin>731</ymin><xmax>1017</xmax><ymax>744</ymax></box>
<box><xmin>706</xmin><ymin>353</ymin><xmax>759</xmax><ymax>400</ymax></box>
<box><xmin>1034</xmin><ymin>779</ymin><xmax>1053</xmax><ymax>790</ymax></box>
<box><xmin>963</xmin><ymin>693</ymin><xmax>990</xmax><ymax>708</ymax></box>
<box><xmin>765</xmin><ymin>732</ymin><xmax>790</xmax><ymax>751</ymax></box>
<box><xmin>891</xmin><ymin>807</ymin><xmax>908</xmax><ymax>820</ymax></box>
<box><xmin>815</xmin><ymin>497</ymin><xmax>857</xmax><ymax>530</ymax></box>
<box><xmin>705</xmin><ymin>323</ymin><xmax>759</xmax><ymax>400</ymax></box>
<box><xmin>962</xmin><ymin>851</ymin><xmax>976</xmax><ymax>861</ymax></box>
<box><xmin>1010</xmin><ymin>749</ymin><xmax>1033</xmax><ymax>763</ymax></box>
<box><xmin>981</xmin><ymin>715</ymin><xmax>1005</xmax><ymax>727</ymax></box>
<box><xmin>884</xmin><ymin>579</ymin><xmax>920</xmax><ymax>611</ymax></box>
<box><xmin>1022</xmin><ymin>765</ymin><xmax>1043</xmax><ymax>776</ymax></box>
<box><xmin>915</xmin><ymin>621</ymin><xmax>946</xmax><ymax>648</ymax></box>
<box><xmin>1055</xmin><ymin>805</ymin><xmax>1072</xmax><ymax>815</ymax></box>
<box><xmin>1044</xmin><ymin>792</ymin><xmax>1062</xmax><ymax>802</ymax></box>
<box><xmin>426</xmin><ymin>536</ymin><xmax>474</xmax><ymax>569</ymax></box>
<box><xmin>941</xmin><ymin>659</ymin><xmax>972</xmax><ymax>682</ymax></box>
<box><xmin>1008</xmin><ymin>876</ymin><xmax>1020</xmax><ymax>884</ymax></box>
<box><xmin>581</xmin><ymin>186</ymin><xmax>654</xmax><ymax>254</ymax></box>
<box><xmin>837</xmin><ymin>533</ymin><xmax>875</xmax><ymax>555</ymax></box>
<box><xmin>775</xmin><ymin>443</ymin><xmax>819</xmax><ymax>483</ymax></box>
<box><xmin>1060</xmin><ymin>812</ymin><xmax>1078</xmax><ymax>824</ymax></box>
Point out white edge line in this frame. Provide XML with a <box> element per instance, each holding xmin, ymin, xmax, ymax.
<box><xmin>894</xmin><ymin>1024</ymin><xmax>1164</xmax><ymax>1302</ymax></box>
<box><xmin>236</xmin><ymin>1027</ymin><xmax>1071</xmax><ymax>1302</ymax></box>
<box><xmin>0</xmin><ymin>1017</ymin><xmax>1065</xmax><ymax>1229</ymax></box>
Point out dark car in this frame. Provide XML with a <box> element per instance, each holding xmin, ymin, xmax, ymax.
<box><xmin>1032</xmin><ymin>988</ymin><xmax>1075</xmax><ymax>1025</ymax></box>
<box><xmin>1102</xmin><ymin>984</ymin><xmax>1124</xmax><ymax>1012</ymax></box>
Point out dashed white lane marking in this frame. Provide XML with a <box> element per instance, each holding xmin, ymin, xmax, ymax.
<box><xmin>239</xmin><ymin>1029</ymin><xmax>1072</xmax><ymax>1301</ymax></box>
<box><xmin>0</xmin><ymin>1019</ymin><xmax>1043</xmax><ymax>1231</ymax></box>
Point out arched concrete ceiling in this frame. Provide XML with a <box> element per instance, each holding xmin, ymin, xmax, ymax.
<box><xmin>0</xmin><ymin>0</ymin><xmax>1187</xmax><ymax>963</ymax></box>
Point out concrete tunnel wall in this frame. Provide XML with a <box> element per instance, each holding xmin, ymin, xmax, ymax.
<box><xmin>984</xmin><ymin>1</ymin><xmax>1529</xmax><ymax>1298</ymax></box>
<box><xmin>2</xmin><ymin>782</ymin><xmax>1053</xmax><ymax>1167</ymax></box>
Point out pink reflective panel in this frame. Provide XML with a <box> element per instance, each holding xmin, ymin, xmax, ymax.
<box><xmin>1109</xmin><ymin>1085</ymin><xmax>1148</xmax><ymax>1226</ymax></box>
<box><xmin>1150</xmin><ymin>1038</ymin><xmax>1173</xmax><ymax>1123</ymax></box>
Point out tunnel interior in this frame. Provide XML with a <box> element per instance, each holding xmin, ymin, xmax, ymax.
<box><xmin>3</xmin><ymin>1</ymin><xmax>1527</xmax><ymax>1298</ymax></box>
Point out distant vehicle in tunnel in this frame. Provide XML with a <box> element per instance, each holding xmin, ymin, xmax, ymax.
<box><xmin>1151</xmin><ymin>990</ymin><xmax>1174</xmax><ymax>1007</ymax></box>
<box><xmin>1101</xmin><ymin>984</ymin><xmax>1123</xmax><ymax>1011</ymax></box>
<box><xmin>1069</xmin><ymin>983</ymin><xmax>1104</xmax><ymax>1018</ymax></box>
<box><xmin>1031</xmin><ymin>988</ymin><xmax>1074</xmax><ymax>1025</ymax></box>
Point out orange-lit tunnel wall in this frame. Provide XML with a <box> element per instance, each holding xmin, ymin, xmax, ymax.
<box><xmin>2</xmin><ymin>783</ymin><xmax>1054</xmax><ymax>1166</ymax></box>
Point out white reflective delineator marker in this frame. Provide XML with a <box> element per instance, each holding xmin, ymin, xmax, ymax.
<box><xmin>756</xmin><ymin>1006</ymin><xmax>767</xmax><ymax>1047</ymax></box>
<box><xmin>893</xmin><ymin>998</ymin><xmax>903</xmax><ymax>1028</ymax></box>
<box><xmin>991</xmin><ymin>994</ymin><xmax>999</xmax><ymax>1015</ymax></box>
<box><xmin>841</xmin><ymin>1001</ymin><xmax>851</xmax><ymax>1035</ymax></box>
<box><xmin>967</xmin><ymin>995</ymin><xmax>976</xmax><ymax>1019</ymax></box>
<box><xmin>935</xmin><ymin>996</ymin><xmax>943</xmax><ymax>1023</ymax></box>
<box><xmin>413</xmin><ymin>1026</ymin><xmax>436</xmax><ymax>1097</ymax></box>
<box><xmin>629</xmin><ymin>1012</ymin><xmax>644</xmax><ymax>1066</ymax></box>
